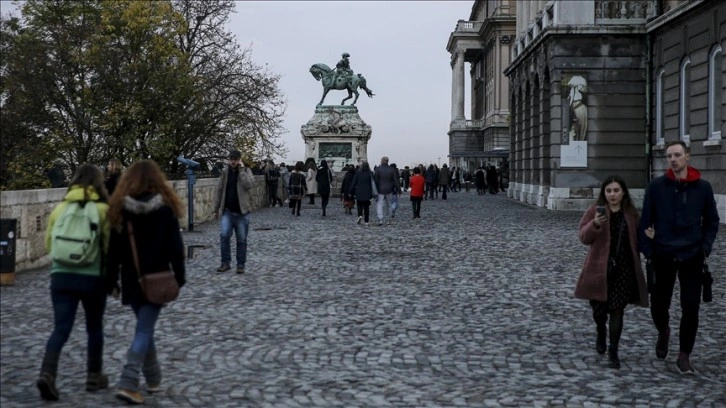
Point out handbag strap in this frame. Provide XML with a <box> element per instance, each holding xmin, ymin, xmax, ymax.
<box><xmin>613</xmin><ymin>214</ymin><xmax>626</xmax><ymax>260</ymax></box>
<box><xmin>126</xmin><ymin>220</ymin><xmax>143</xmax><ymax>282</ymax></box>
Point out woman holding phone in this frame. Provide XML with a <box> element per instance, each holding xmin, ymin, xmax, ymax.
<box><xmin>574</xmin><ymin>175</ymin><xmax>648</xmax><ymax>369</ymax></box>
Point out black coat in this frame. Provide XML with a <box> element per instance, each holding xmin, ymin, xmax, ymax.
<box><xmin>349</xmin><ymin>170</ymin><xmax>375</xmax><ymax>201</ymax></box>
<box><xmin>107</xmin><ymin>194</ymin><xmax>186</xmax><ymax>305</ymax></box>
<box><xmin>341</xmin><ymin>170</ymin><xmax>356</xmax><ymax>201</ymax></box>
<box><xmin>315</xmin><ymin>167</ymin><xmax>333</xmax><ymax>195</ymax></box>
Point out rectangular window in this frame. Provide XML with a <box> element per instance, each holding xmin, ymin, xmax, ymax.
<box><xmin>679</xmin><ymin>58</ymin><xmax>691</xmax><ymax>143</ymax></box>
<box><xmin>656</xmin><ymin>69</ymin><xmax>665</xmax><ymax>146</ymax></box>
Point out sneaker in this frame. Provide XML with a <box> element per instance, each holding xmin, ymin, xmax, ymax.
<box><xmin>86</xmin><ymin>372</ymin><xmax>109</xmax><ymax>391</ymax></box>
<box><xmin>356</xmin><ymin>216</ymin><xmax>362</xmax><ymax>224</ymax></box>
<box><xmin>236</xmin><ymin>267</ymin><xmax>245</xmax><ymax>274</ymax></box>
<box><xmin>656</xmin><ymin>328</ymin><xmax>670</xmax><ymax>359</ymax></box>
<box><xmin>217</xmin><ymin>263</ymin><xmax>231</xmax><ymax>272</ymax></box>
<box><xmin>377</xmin><ymin>220</ymin><xmax>384</xmax><ymax>226</ymax></box>
<box><xmin>37</xmin><ymin>372</ymin><xmax>59</xmax><ymax>401</ymax></box>
<box><xmin>676</xmin><ymin>352</ymin><xmax>695</xmax><ymax>375</ymax></box>
<box><xmin>146</xmin><ymin>383</ymin><xmax>161</xmax><ymax>393</ymax></box>
<box><xmin>116</xmin><ymin>388</ymin><xmax>144</xmax><ymax>404</ymax></box>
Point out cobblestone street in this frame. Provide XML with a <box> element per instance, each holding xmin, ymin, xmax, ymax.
<box><xmin>2</xmin><ymin>191</ymin><xmax>725</xmax><ymax>407</ymax></box>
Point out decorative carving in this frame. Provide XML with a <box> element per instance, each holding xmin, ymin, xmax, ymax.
<box><xmin>319</xmin><ymin>142</ymin><xmax>352</xmax><ymax>159</ymax></box>
<box><xmin>500</xmin><ymin>35</ymin><xmax>512</xmax><ymax>45</ymax></box>
<box><xmin>595</xmin><ymin>0</ymin><xmax>654</xmax><ymax>21</ymax></box>
<box><xmin>301</xmin><ymin>105</ymin><xmax>372</xmax><ymax>140</ymax></box>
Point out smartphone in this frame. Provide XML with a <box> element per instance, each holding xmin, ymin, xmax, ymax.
<box><xmin>596</xmin><ymin>206</ymin><xmax>606</xmax><ymax>215</ymax></box>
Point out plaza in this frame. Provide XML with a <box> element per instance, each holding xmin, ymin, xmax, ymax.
<box><xmin>1</xmin><ymin>192</ymin><xmax>724</xmax><ymax>407</ymax></box>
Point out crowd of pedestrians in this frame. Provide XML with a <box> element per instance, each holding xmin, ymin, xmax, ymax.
<box><xmin>34</xmin><ymin>142</ymin><xmax>719</xmax><ymax>406</ymax></box>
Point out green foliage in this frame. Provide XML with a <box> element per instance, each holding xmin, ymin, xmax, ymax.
<box><xmin>1</xmin><ymin>0</ymin><xmax>286</xmax><ymax>188</ymax></box>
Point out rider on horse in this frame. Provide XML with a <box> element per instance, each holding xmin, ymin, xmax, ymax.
<box><xmin>333</xmin><ymin>52</ymin><xmax>353</xmax><ymax>84</ymax></box>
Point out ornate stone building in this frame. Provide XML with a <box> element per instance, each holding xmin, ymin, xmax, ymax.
<box><xmin>446</xmin><ymin>1</ymin><xmax>517</xmax><ymax>171</ymax></box>
<box><xmin>499</xmin><ymin>0</ymin><xmax>724</xmax><ymax>219</ymax></box>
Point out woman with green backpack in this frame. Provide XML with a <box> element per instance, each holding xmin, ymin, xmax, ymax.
<box><xmin>38</xmin><ymin>164</ymin><xmax>111</xmax><ymax>401</ymax></box>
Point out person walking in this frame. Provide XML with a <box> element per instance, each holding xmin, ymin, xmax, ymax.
<box><xmin>287</xmin><ymin>161</ymin><xmax>307</xmax><ymax>216</ymax></box>
<box><xmin>425</xmin><ymin>164</ymin><xmax>437</xmax><ymax>200</ymax></box>
<box><xmin>374</xmin><ymin>156</ymin><xmax>400</xmax><ymax>225</ymax></box>
<box><xmin>486</xmin><ymin>165</ymin><xmax>499</xmax><ymax>194</ymax></box>
<box><xmin>475</xmin><ymin>166</ymin><xmax>486</xmax><ymax>195</ymax></box>
<box><xmin>315</xmin><ymin>160</ymin><xmax>333</xmax><ymax>217</ymax></box>
<box><xmin>638</xmin><ymin>141</ymin><xmax>719</xmax><ymax>374</ymax></box>
<box><xmin>438</xmin><ymin>164</ymin><xmax>450</xmax><ymax>200</ymax></box>
<box><xmin>213</xmin><ymin>149</ymin><xmax>254</xmax><ymax>274</ymax></box>
<box><xmin>305</xmin><ymin>161</ymin><xmax>318</xmax><ymax>205</ymax></box>
<box><xmin>37</xmin><ymin>164</ymin><xmax>111</xmax><ymax>401</ymax></box>
<box><xmin>279</xmin><ymin>163</ymin><xmax>290</xmax><ymax>204</ymax></box>
<box><xmin>409</xmin><ymin>167</ymin><xmax>425</xmax><ymax>219</ymax></box>
<box><xmin>264</xmin><ymin>161</ymin><xmax>282</xmax><ymax>208</ymax></box>
<box><xmin>349</xmin><ymin>161</ymin><xmax>375</xmax><ymax>225</ymax></box>
<box><xmin>402</xmin><ymin>166</ymin><xmax>411</xmax><ymax>192</ymax></box>
<box><xmin>105</xmin><ymin>158</ymin><xmax>123</xmax><ymax>197</ymax></box>
<box><xmin>341</xmin><ymin>165</ymin><xmax>356</xmax><ymax>215</ymax></box>
<box><xmin>106</xmin><ymin>160</ymin><xmax>186</xmax><ymax>404</ymax></box>
<box><xmin>575</xmin><ymin>175</ymin><xmax>648</xmax><ymax>369</ymax></box>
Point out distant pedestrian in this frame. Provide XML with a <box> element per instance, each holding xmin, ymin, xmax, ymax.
<box><xmin>213</xmin><ymin>149</ymin><xmax>254</xmax><ymax>274</ymax></box>
<box><xmin>279</xmin><ymin>163</ymin><xmax>290</xmax><ymax>203</ymax></box>
<box><xmin>425</xmin><ymin>164</ymin><xmax>437</xmax><ymax>200</ymax></box>
<box><xmin>438</xmin><ymin>164</ymin><xmax>450</xmax><ymax>200</ymax></box>
<box><xmin>575</xmin><ymin>175</ymin><xmax>648</xmax><ymax>370</ymax></box>
<box><xmin>37</xmin><ymin>164</ymin><xmax>111</xmax><ymax>401</ymax></box>
<box><xmin>306</xmin><ymin>161</ymin><xmax>318</xmax><ymax>205</ymax></box>
<box><xmin>475</xmin><ymin>167</ymin><xmax>486</xmax><ymax>195</ymax></box>
<box><xmin>463</xmin><ymin>170</ymin><xmax>472</xmax><ymax>192</ymax></box>
<box><xmin>402</xmin><ymin>166</ymin><xmax>411</xmax><ymax>191</ymax></box>
<box><xmin>106</xmin><ymin>160</ymin><xmax>186</xmax><ymax>404</ymax></box>
<box><xmin>486</xmin><ymin>166</ymin><xmax>499</xmax><ymax>194</ymax></box>
<box><xmin>316</xmin><ymin>160</ymin><xmax>333</xmax><ymax>217</ymax></box>
<box><xmin>374</xmin><ymin>156</ymin><xmax>400</xmax><ymax>225</ymax></box>
<box><xmin>104</xmin><ymin>158</ymin><xmax>123</xmax><ymax>196</ymax></box>
<box><xmin>638</xmin><ymin>141</ymin><xmax>719</xmax><ymax>374</ymax></box>
<box><xmin>264</xmin><ymin>161</ymin><xmax>282</xmax><ymax>208</ymax></box>
<box><xmin>340</xmin><ymin>165</ymin><xmax>356</xmax><ymax>215</ymax></box>
<box><xmin>287</xmin><ymin>161</ymin><xmax>307</xmax><ymax>216</ymax></box>
<box><xmin>409</xmin><ymin>167</ymin><xmax>425</xmax><ymax>218</ymax></box>
<box><xmin>349</xmin><ymin>161</ymin><xmax>375</xmax><ymax>225</ymax></box>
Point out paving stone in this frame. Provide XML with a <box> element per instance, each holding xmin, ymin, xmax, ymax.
<box><xmin>1</xmin><ymin>192</ymin><xmax>724</xmax><ymax>407</ymax></box>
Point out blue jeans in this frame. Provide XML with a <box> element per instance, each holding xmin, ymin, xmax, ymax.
<box><xmin>45</xmin><ymin>287</ymin><xmax>106</xmax><ymax>372</ymax></box>
<box><xmin>220</xmin><ymin>209</ymin><xmax>250</xmax><ymax>267</ymax></box>
<box><xmin>129</xmin><ymin>303</ymin><xmax>162</xmax><ymax>356</ymax></box>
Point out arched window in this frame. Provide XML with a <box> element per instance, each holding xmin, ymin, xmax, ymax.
<box><xmin>708</xmin><ymin>45</ymin><xmax>722</xmax><ymax>140</ymax></box>
<box><xmin>679</xmin><ymin>56</ymin><xmax>691</xmax><ymax>143</ymax></box>
<box><xmin>655</xmin><ymin>68</ymin><xmax>665</xmax><ymax>146</ymax></box>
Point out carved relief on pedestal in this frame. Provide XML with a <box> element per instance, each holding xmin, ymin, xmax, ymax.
<box><xmin>300</xmin><ymin>106</ymin><xmax>372</xmax><ymax>140</ymax></box>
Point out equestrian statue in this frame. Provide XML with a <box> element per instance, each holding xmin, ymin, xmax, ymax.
<box><xmin>310</xmin><ymin>52</ymin><xmax>374</xmax><ymax>106</ymax></box>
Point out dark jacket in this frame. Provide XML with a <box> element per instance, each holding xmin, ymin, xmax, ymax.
<box><xmin>107</xmin><ymin>194</ymin><xmax>186</xmax><ymax>305</ymax></box>
<box><xmin>105</xmin><ymin>172</ymin><xmax>121</xmax><ymax>196</ymax></box>
<box><xmin>341</xmin><ymin>169</ymin><xmax>356</xmax><ymax>201</ymax></box>
<box><xmin>374</xmin><ymin>163</ymin><xmax>399</xmax><ymax>194</ymax></box>
<box><xmin>315</xmin><ymin>166</ymin><xmax>333</xmax><ymax>196</ymax></box>
<box><xmin>638</xmin><ymin>166</ymin><xmax>720</xmax><ymax>261</ymax></box>
<box><xmin>349</xmin><ymin>169</ymin><xmax>375</xmax><ymax>201</ymax></box>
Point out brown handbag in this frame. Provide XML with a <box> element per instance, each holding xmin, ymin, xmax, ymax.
<box><xmin>127</xmin><ymin>221</ymin><xmax>179</xmax><ymax>305</ymax></box>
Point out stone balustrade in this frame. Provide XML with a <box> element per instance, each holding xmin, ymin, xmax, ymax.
<box><xmin>455</xmin><ymin>20</ymin><xmax>482</xmax><ymax>33</ymax></box>
<box><xmin>0</xmin><ymin>173</ymin><xmax>346</xmax><ymax>272</ymax></box>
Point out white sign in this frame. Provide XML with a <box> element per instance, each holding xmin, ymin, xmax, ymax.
<box><xmin>561</xmin><ymin>141</ymin><xmax>588</xmax><ymax>168</ymax></box>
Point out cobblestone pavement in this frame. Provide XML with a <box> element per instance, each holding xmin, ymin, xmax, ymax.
<box><xmin>2</xmin><ymin>191</ymin><xmax>725</xmax><ymax>407</ymax></box>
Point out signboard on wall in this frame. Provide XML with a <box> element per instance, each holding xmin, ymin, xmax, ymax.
<box><xmin>561</xmin><ymin>141</ymin><xmax>588</xmax><ymax>168</ymax></box>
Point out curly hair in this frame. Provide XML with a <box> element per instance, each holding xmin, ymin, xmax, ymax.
<box><xmin>107</xmin><ymin>160</ymin><xmax>183</xmax><ymax>227</ymax></box>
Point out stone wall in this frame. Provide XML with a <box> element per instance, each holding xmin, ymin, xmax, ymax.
<box><xmin>0</xmin><ymin>173</ymin><xmax>346</xmax><ymax>273</ymax></box>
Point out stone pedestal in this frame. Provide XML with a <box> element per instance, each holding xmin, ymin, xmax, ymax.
<box><xmin>300</xmin><ymin>105</ymin><xmax>372</xmax><ymax>171</ymax></box>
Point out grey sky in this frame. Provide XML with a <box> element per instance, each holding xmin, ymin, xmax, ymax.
<box><xmin>230</xmin><ymin>1</ymin><xmax>473</xmax><ymax>167</ymax></box>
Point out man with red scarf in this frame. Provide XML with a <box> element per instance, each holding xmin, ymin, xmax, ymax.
<box><xmin>639</xmin><ymin>140</ymin><xmax>719</xmax><ymax>374</ymax></box>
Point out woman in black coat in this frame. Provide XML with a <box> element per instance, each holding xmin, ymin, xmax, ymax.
<box><xmin>348</xmin><ymin>161</ymin><xmax>375</xmax><ymax>225</ymax></box>
<box><xmin>106</xmin><ymin>160</ymin><xmax>186</xmax><ymax>404</ymax></box>
<box><xmin>340</xmin><ymin>165</ymin><xmax>357</xmax><ymax>215</ymax></box>
<box><xmin>315</xmin><ymin>160</ymin><xmax>333</xmax><ymax>217</ymax></box>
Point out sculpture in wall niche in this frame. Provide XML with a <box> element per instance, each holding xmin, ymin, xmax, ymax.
<box><xmin>309</xmin><ymin>53</ymin><xmax>375</xmax><ymax>106</ymax></box>
<box><xmin>563</xmin><ymin>74</ymin><xmax>588</xmax><ymax>143</ymax></box>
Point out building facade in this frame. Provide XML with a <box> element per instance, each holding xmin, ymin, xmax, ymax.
<box><xmin>450</xmin><ymin>0</ymin><xmax>725</xmax><ymax>221</ymax></box>
<box><xmin>446</xmin><ymin>1</ymin><xmax>517</xmax><ymax>172</ymax></box>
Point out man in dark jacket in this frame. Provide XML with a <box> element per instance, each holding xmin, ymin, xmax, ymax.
<box><xmin>213</xmin><ymin>150</ymin><xmax>255</xmax><ymax>274</ymax></box>
<box><xmin>638</xmin><ymin>141</ymin><xmax>719</xmax><ymax>375</ymax></box>
<box><xmin>374</xmin><ymin>156</ymin><xmax>400</xmax><ymax>225</ymax></box>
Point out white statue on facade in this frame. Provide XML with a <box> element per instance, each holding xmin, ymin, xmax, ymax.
<box><xmin>567</xmin><ymin>75</ymin><xmax>588</xmax><ymax>141</ymax></box>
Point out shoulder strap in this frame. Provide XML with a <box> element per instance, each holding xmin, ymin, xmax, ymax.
<box><xmin>127</xmin><ymin>221</ymin><xmax>143</xmax><ymax>281</ymax></box>
<box><xmin>614</xmin><ymin>215</ymin><xmax>625</xmax><ymax>259</ymax></box>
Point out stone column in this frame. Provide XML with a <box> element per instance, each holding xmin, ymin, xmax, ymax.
<box><xmin>453</xmin><ymin>51</ymin><xmax>465</xmax><ymax>120</ymax></box>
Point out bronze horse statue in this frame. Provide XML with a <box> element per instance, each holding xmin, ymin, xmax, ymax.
<box><xmin>309</xmin><ymin>63</ymin><xmax>374</xmax><ymax>106</ymax></box>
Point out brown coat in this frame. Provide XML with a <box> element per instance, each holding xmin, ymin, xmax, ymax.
<box><xmin>574</xmin><ymin>205</ymin><xmax>648</xmax><ymax>307</ymax></box>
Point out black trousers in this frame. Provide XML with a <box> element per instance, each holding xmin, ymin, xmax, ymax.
<box><xmin>356</xmin><ymin>200</ymin><xmax>370</xmax><ymax>222</ymax></box>
<box><xmin>411</xmin><ymin>198</ymin><xmax>422</xmax><ymax>217</ymax></box>
<box><xmin>650</xmin><ymin>253</ymin><xmax>703</xmax><ymax>354</ymax></box>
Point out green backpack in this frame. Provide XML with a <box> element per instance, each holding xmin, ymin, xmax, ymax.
<box><xmin>50</xmin><ymin>201</ymin><xmax>100</xmax><ymax>267</ymax></box>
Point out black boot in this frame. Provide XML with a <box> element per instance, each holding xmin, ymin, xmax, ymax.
<box><xmin>37</xmin><ymin>352</ymin><xmax>60</xmax><ymax>401</ymax></box>
<box><xmin>608</xmin><ymin>310</ymin><xmax>624</xmax><ymax>369</ymax></box>
<box><xmin>593</xmin><ymin>311</ymin><xmax>607</xmax><ymax>355</ymax></box>
<box><xmin>608</xmin><ymin>346</ymin><xmax>621</xmax><ymax>369</ymax></box>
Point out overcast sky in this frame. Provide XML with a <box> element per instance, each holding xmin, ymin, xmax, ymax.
<box><xmin>230</xmin><ymin>1</ymin><xmax>474</xmax><ymax>168</ymax></box>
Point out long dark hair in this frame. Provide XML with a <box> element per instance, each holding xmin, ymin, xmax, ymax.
<box><xmin>68</xmin><ymin>164</ymin><xmax>108</xmax><ymax>202</ymax></box>
<box><xmin>596</xmin><ymin>175</ymin><xmax>635</xmax><ymax>212</ymax></box>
